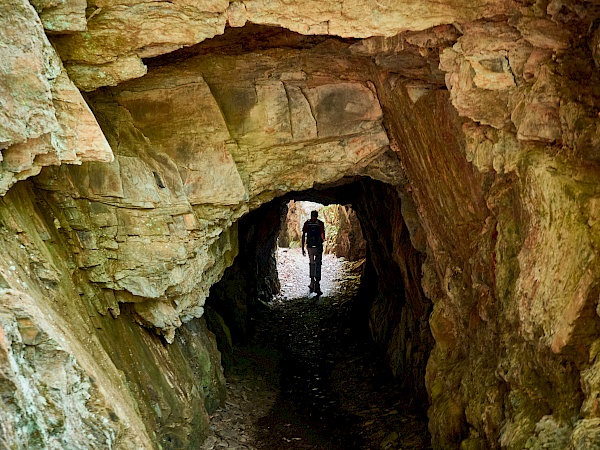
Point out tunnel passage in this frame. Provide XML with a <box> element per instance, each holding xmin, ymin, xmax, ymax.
<box><xmin>205</xmin><ymin>176</ymin><xmax>434</xmax><ymax>409</ymax></box>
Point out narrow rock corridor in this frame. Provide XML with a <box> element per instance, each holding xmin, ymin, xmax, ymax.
<box><xmin>201</xmin><ymin>248</ymin><xmax>431</xmax><ymax>449</ymax></box>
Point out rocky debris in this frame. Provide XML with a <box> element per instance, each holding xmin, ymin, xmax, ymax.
<box><xmin>257</xmin><ymin>251</ymin><xmax>430</xmax><ymax>449</ymax></box>
<box><xmin>199</xmin><ymin>364</ymin><xmax>278</xmax><ymax>450</ymax></box>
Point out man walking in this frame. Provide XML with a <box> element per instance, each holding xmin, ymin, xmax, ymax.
<box><xmin>301</xmin><ymin>210</ymin><xmax>325</xmax><ymax>295</ymax></box>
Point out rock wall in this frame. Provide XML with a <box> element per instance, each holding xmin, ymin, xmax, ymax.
<box><xmin>0</xmin><ymin>181</ymin><xmax>225</xmax><ymax>449</ymax></box>
<box><xmin>278</xmin><ymin>200</ymin><xmax>315</xmax><ymax>249</ymax></box>
<box><xmin>353</xmin><ymin>179</ymin><xmax>433</xmax><ymax>404</ymax></box>
<box><xmin>321</xmin><ymin>204</ymin><xmax>366</xmax><ymax>261</ymax></box>
<box><xmin>369</xmin><ymin>5</ymin><xmax>600</xmax><ymax>447</ymax></box>
<box><xmin>2</xmin><ymin>23</ymin><xmax>394</xmax><ymax>448</ymax></box>
<box><xmin>207</xmin><ymin>199</ymin><xmax>285</xmax><ymax>345</ymax></box>
<box><xmin>2</xmin><ymin>0</ymin><xmax>600</xmax><ymax>449</ymax></box>
<box><xmin>0</xmin><ymin>0</ymin><xmax>113</xmax><ymax>195</ymax></box>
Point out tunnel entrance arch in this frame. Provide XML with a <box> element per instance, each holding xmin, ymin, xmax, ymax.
<box><xmin>205</xmin><ymin>176</ymin><xmax>434</xmax><ymax>410</ymax></box>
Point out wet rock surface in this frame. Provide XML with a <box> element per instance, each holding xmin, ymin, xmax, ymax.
<box><xmin>202</xmin><ymin>248</ymin><xmax>430</xmax><ymax>449</ymax></box>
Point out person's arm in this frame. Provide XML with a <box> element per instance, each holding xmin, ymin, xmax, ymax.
<box><xmin>320</xmin><ymin>221</ymin><xmax>325</xmax><ymax>242</ymax></box>
<box><xmin>301</xmin><ymin>222</ymin><xmax>306</xmax><ymax>256</ymax></box>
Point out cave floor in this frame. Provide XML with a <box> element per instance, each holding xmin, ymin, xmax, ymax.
<box><xmin>201</xmin><ymin>248</ymin><xmax>431</xmax><ymax>450</ymax></box>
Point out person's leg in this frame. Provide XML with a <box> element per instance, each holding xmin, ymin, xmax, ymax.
<box><xmin>314</xmin><ymin>248</ymin><xmax>323</xmax><ymax>295</ymax></box>
<box><xmin>314</xmin><ymin>249</ymin><xmax>322</xmax><ymax>281</ymax></box>
<box><xmin>307</xmin><ymin>247</ymin><xmax>317</xmax><ymax>290</ymax></box>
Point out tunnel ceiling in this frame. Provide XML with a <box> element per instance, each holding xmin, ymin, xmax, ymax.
<box><xmin>34</xmin><ymin>24</ymin><xmax>419</xmax><ymax>340</ymax></box>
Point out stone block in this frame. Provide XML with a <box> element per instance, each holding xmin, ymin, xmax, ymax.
<box><xmin>31</xmin><ymin>0</ymin><xmax>87</xmax><ymax>33</ymax></box>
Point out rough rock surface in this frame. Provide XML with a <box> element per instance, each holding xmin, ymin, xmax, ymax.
<box><xmin>0</xmin><ymin>0</ymin><xmax>113</xmax><ymax>195</ymax></box>
<box><xmin>2</xmin><ymin>1</ymin><xmax>600</xmax><ymax>449</ymax></box>
<box><xmin>47</xmin><ymin>0</ymin><xmax>516</xmax><ymax>90</ymax></box>
<box><xmin>0</xmin><ymin>289</ymin><xmax>123</xmax><ymax>449</ymax></box>
<box><xmin>322</xmin><ymin>204</ymin><xmax>366</xmax><ymax>261</ymax></box>
<box><xmin>31</xmin><ymin>44</ymin><xmax>391</xmax><ymax>341</ymax></box>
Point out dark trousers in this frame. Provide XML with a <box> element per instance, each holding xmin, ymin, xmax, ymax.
<box><xmin>307</xmin><ymin>246</ymin><xmax>322</xmax><ymax>281</ymax></box>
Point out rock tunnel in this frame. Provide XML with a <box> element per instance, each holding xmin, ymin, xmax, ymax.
<box><xmin>206</xmin><ymin>176</ymin><xmax>433</xmax><ymax>399</ymax></box>
<box><xmin>2</xmin><ymin>1</ymin><xmax>600</xmax><ymax>449</ymax></box>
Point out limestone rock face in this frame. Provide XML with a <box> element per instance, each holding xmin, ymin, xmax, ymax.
<box><xmin>0</xmin><ymin>289</ymin><xmax>122</xmax><ymax>449</ymax></box>
<box><xmin>323</xmin><ymin>204</ymin><xmax>366</xmax><ymax>261</ymax></box>
<box><xmin>30</xmin><ymin>0</ymin><xmax>87</xmax><ymax>33</ymax></box>
<box><xmin>0</xmin><ymin>0</ymin><xmax>113</xmax><ymax>195</ymax></box>
<box><xmin>31</xmin><ymin>45</ymin><xmax>389</xmax><ymax>340</ymax></box>
<box><xmin>46</xmin><ymin>0</ymin><xmax>516</xmax><ymax>90</ymax></box>
<box><xmin>242</xmin><ymin>0</ymin><xmax>515</xmax><ymax>37</ymax></box>
<box><xmin>0</xmin><ymin>182</ymin><xmax>225</xmax><ymax>449</ymax></box>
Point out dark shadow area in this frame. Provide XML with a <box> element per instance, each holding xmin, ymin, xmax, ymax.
<box><xmin>144</xmin><ymin>23</ymin><xmax>358</xmax><ymax>68</ymax></box>
<box><xmin>204</xmin><ymin>176</ymin><xmax>434</xmax><ymax>448</ymax></box>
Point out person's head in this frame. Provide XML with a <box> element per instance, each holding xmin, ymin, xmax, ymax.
<box><xmin>310</xmin><ymin>210</ymin><xmax>318</xmax><ymax>221</ymax></box>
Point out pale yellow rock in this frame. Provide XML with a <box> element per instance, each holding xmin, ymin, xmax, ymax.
<box><xmin>31</xmin><ymin>0</ymin><xmax>87</xmax><ymax>33</ymax></box>
<box><xmin>0</xmin><ymin>0</ymin><xmax>61</xmax><ymax>150</ymax></box>
<box><xmin>438</xmin><ymin>21</ymin><xmax>525</xmax><ymax>129</ymax></box>
<box><xmin>45</xmin><ymin>0</ymin><xmax>517</xmax><ymax>89</ymax></box>
<box><xmin>514</xmin><ymin>152</ymin><xmax>600</xmax><ymax>351</ymax></box>
<box><xmin>0</xmin><ymin>1</ymin><xmax>113</xmax><ymax>195</ymax></box>
<box><xmin>134</xmin><ymin>298</ymin><xmax>183</xmax><ymax>343</ymax></box>
<box><xmin>511</xmin><ymin>66</ymin><xmax>561</xmax><ymax>142</ymax></box>
<box><xmin>571</xmin><ymin>419</ymin><xmax>600</xmax><ymax>449</ymax></box>
<box><xmin>51</xmin><ymin>70</ymin><xmax>114</xmax><ymax>164</ymax></box>
<box><xmin>463</xmin><ymin>123</ymin><xmax>520</xmax><ymax>174</ymax></box>
<box><xmin>227</xmin><ymin>1</ymin><xmax>248</xmax><ymax>27</ymax></box>
<box><xmin>466</xmin><ymin>55</ymin><xmax>515</xmax><ymax>90</ymax></box>
<box><xmin>243</xmin><ymin>0</ymin><xmax>514</xmax><ymax>38</ymax></box>
<box><xmin>66</xmin><ymin>56</ymin><xmax>148</xmax><ymax>92</ymax></box>
<box><xmin>52</xmin><ymin>1</ymin><xmax>229</xmax><ymax>87</ymax></box>
<box><xmin>115</xmin><ymin>73</ymin><xmax>248</xmax><ymax>206</ymax></box>
<box><xmin>440</xmin><ymin>46</ymin><xmax>512</xmax><ymax>129</ymax></box>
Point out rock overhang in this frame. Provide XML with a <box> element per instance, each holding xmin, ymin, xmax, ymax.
<box><xmin>32</xmin><ymin>34</ymin><xmax>406</xmax><ymax>339</ymax></box>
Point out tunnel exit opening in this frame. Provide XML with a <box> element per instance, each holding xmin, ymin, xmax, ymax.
<box><xmin>275</xmin><ymin>200</ymin><xmax>367</xmax><ymax>302</ymax></box>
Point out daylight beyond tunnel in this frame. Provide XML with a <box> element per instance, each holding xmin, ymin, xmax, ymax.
<box><xmin>205</xmin><ymin>177</ymin><xmax>434</xmax><ymax>405</ymax></box>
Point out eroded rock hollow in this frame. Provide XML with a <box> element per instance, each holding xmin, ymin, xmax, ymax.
<box><xmin>2</xmin><ymin>0</ymin><xmax>600</xmax><ymax>448</ymax></box>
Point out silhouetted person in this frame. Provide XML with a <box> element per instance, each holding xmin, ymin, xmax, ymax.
<box><xmin>302</xmin><ymin>210</ymin><xmax>325</xmax><ymax>295</ymax></box>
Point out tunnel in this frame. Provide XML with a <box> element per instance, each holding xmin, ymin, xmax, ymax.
<box><xmin>3</xmin><ymin>4</ymin><xmax>600</xmax><ymax>450</ymax></box>
<box><xmin>204</xmin><ymin>176</ymin><xmax>434</xmax><ymax>447</ymax></box>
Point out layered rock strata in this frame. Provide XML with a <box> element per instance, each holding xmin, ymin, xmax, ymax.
<box><xmin>0</xmin><ymin>0</ymin><xmax>113</xmax><ymax>196</ymax></box>
<box><xmin>1</xmin><ymin>1</ymin><xmax>600</xmax><ymax>449</ymax></box>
